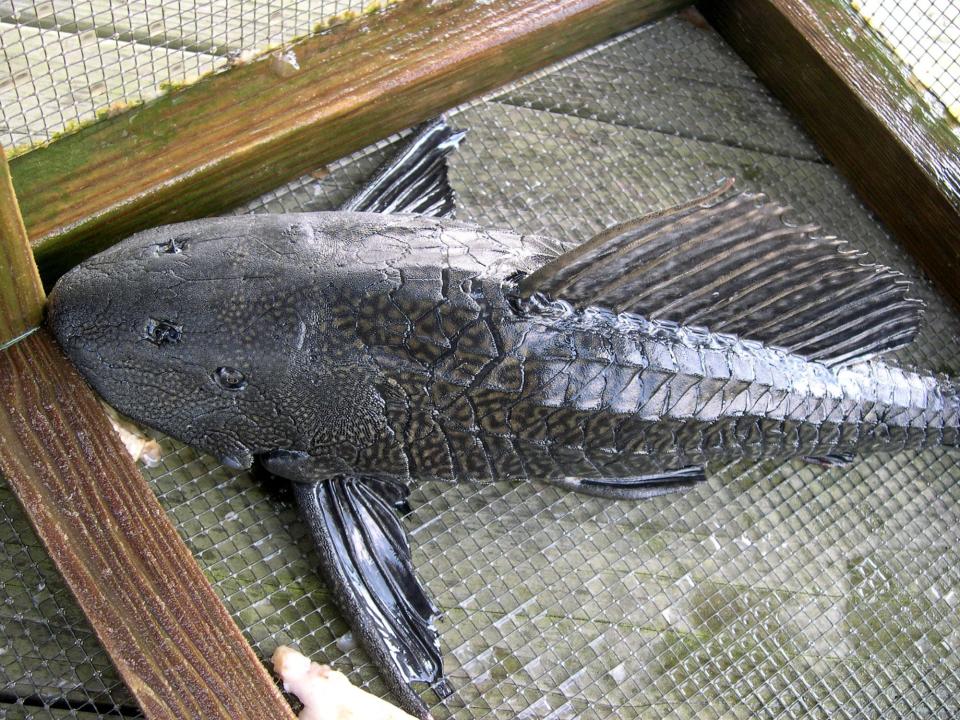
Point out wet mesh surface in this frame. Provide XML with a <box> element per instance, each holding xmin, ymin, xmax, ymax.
<box><xmin>3</xmin><ymin>12</ymin><xmax>960</xmax><ymax>719</ymax></box>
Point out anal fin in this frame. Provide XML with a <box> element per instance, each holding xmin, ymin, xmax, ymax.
<box><xmin>546</xmin><ymin>466</ymin><xmax>706</xmax><ymax>500</ymax></box>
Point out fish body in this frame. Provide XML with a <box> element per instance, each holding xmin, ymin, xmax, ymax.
<box><xmin>45</xmin><ymin>121</ymin><xmax>958</xmax><ymax>717</ymax></box>
<box><xmin>50</xmin><ymin>210</ymin><xmax>958</xmax><ymax>488</ymax></box>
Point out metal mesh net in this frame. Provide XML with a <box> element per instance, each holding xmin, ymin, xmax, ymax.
<box><xmin>0</xmin><ymin>0</ymin><xmax>367</xmax><ymax>153</ymax></box>
<box><xmin>3</xmin><ymin>10</ymin><xmax>960</xmax><ymax>719</ymax></box>
<box><xmin>851</xmin><ymin>0</ymin><xmax>960</xmax><ymax>121</ymax></box>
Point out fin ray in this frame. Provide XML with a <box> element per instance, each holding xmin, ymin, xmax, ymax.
<box><xmin>293</xmin><ymin>477</ymin><xmax>441</xmax><ymax>719</ymax></box>
<box><xmin>341</xmin><ymin>117</ymin><xmax>466</xmax><ymax>217</ymax></box>
<box><xmin>519</xmin><ymin>190</ymin><xmax>923</xmax><ymax>366</ymax></box>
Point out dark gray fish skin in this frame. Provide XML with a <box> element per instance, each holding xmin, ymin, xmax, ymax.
<box><xmin>47</xmin><ymin>211</ymin><xmax>959</xmax><ymax>487</ymax></box>
<box><xmin>45</xmin><ymin>202</ymin><xmax>959</xmax><ymax>718</ymax></box>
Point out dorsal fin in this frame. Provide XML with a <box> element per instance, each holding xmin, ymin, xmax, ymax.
<box><xmin>519</xmin><ymin>189</ymin><xmax>924</xmax><ymax>367</ymax></box>
<box><xmin>341</xmin><ymin>117</ymin><xmax>466</xmax><ymax>217</ymax></box>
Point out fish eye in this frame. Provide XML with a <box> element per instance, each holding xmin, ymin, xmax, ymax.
<box><xmin>144</xmin><ymin>318</ymin><xmax>182</xmax><ymax>345</ymax></box>
<box><xmin>213</xmin><ymin>366</ymin><xmax>247</xmax><ymax>390</ymax></box>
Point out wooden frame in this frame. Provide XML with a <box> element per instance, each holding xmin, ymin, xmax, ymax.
<box><xmin>9</xmin><ymin>0</ymin><xmax>689</xmax><ymax>287</ymax></box>
<box><xmin>5</xmin><ymin>0</ymin><xmax>959</xmax><ymax>716</ymax></box>
<box><xmin>0</xmin><ymin>2</ymin><xmax>688</xmax><ymax>716</ymax></box>
<box><xmin>0</xmin><ymin>146</ymin><xmax>297</xmax><ymax>719</ymax></box>
<box><xmin>699</xmin><ymin>0</ymin><xmax>960</xmax><ymax>307</ymax></box>
<box><xmin>0</xmin><ymin>147</ymin><xmax>44</xmax><ymax>344</ymax></box>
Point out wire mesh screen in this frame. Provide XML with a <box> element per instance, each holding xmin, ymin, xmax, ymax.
<box><xmin>851</xmin><ymin>0</ymin><xmax>960</xmax><ymax>121</ymax></box>
<box><xmin>0</xmin><ymin>0</ymin><xmax>367</xmax><ymax>153</ymax></box>
<box><xmin>3</xmin><ymin>10</ymin><xmax>960</xmax><ymax>719</ymax></box>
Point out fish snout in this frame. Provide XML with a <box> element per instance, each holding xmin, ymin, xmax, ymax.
<box><xmin>47</xmin><ymin>267</ymin><xmax>103</xmax><ymax>351</ymax></box>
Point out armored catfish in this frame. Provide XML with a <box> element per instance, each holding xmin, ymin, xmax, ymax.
<box><xmin>47</xmin><ymin>120</ymin><xmax>959</xmax><ymax>717</ymax></box>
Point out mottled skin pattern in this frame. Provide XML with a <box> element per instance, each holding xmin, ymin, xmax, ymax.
<box><xmin>48</xmin><ymin>209</ymin><xmax>960</xmax><ymax>716</ymax></box>
<box><xmin>49</xmin><ymin>211</ymin><xmax>960</xmax><ymax>487</ymax></box>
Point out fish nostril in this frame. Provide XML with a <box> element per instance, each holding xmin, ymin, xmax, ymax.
<box><xmin>144</xmin><ymin>318</ymin><xmax>182</xmax><ymax>345</ymax></box>
<box><xmin>157</xmin><ymin>236</ymin><xmax>188</xmax><ymax>254</ymax></box>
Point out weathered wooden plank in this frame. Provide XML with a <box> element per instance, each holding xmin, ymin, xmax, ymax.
<box><xmin>0</xmin><ymin>145</ymin><xmax>44</xmax><ymax>345</ymax></box>
<box><xmin>698</xmin><ymin>0</ymin><xmax>960</xmax><ymax>307</ymax></box>
<box><xmin>9</xmin><ymin>0</ymin><xmax>690</xmax><ymax>286</ymax></box>
<box><xmin>0</xmin><ymin>330</ymin><xmax>296</xmax><ymax>720</ymax></box>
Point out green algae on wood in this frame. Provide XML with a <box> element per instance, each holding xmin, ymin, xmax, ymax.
<box><xmin>9</xmin><ymin>0</ymin><xmax>691</xmax><ymax>287</ymax></box>
<box><xmin>0</xmin><ymin>145</ymin><xmax>45</xmax><ymax>346</ymax></box>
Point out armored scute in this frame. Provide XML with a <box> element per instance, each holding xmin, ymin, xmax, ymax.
<box><xmin>47</xmin><ymin>121</ymin><xmax>958</xmax><ymax>718</ymax></box>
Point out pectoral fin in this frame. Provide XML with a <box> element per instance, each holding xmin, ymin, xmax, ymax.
<box><xmin>290</xmin><ymin>476</ymin><xmax>446</xmax><ymax>719</ymax></box>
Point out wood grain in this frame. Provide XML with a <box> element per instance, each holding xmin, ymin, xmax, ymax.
<box><xmin>699</xmin><ymin>0</ymin><xmax>960</xmax><ymax>307</ymax></box>
<box><xmin>0</xmin><ymin>145</ymin><xmax>45</xmax><ymax>345</ymax></box>
<box><xmin>9</xmin><ymin>0</ymin><xmax>689</xmax><ymax>286</ymax></box>
<box><xmin>0</xmin><ymin>330</ymin><xmax>296</xmax><ymax>720</ymax></box>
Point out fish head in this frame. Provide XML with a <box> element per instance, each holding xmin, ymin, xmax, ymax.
<box><xmin>47</xmin><ymin>217</ymin><xmax>316</xmax><ymax>470</ymax></box>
